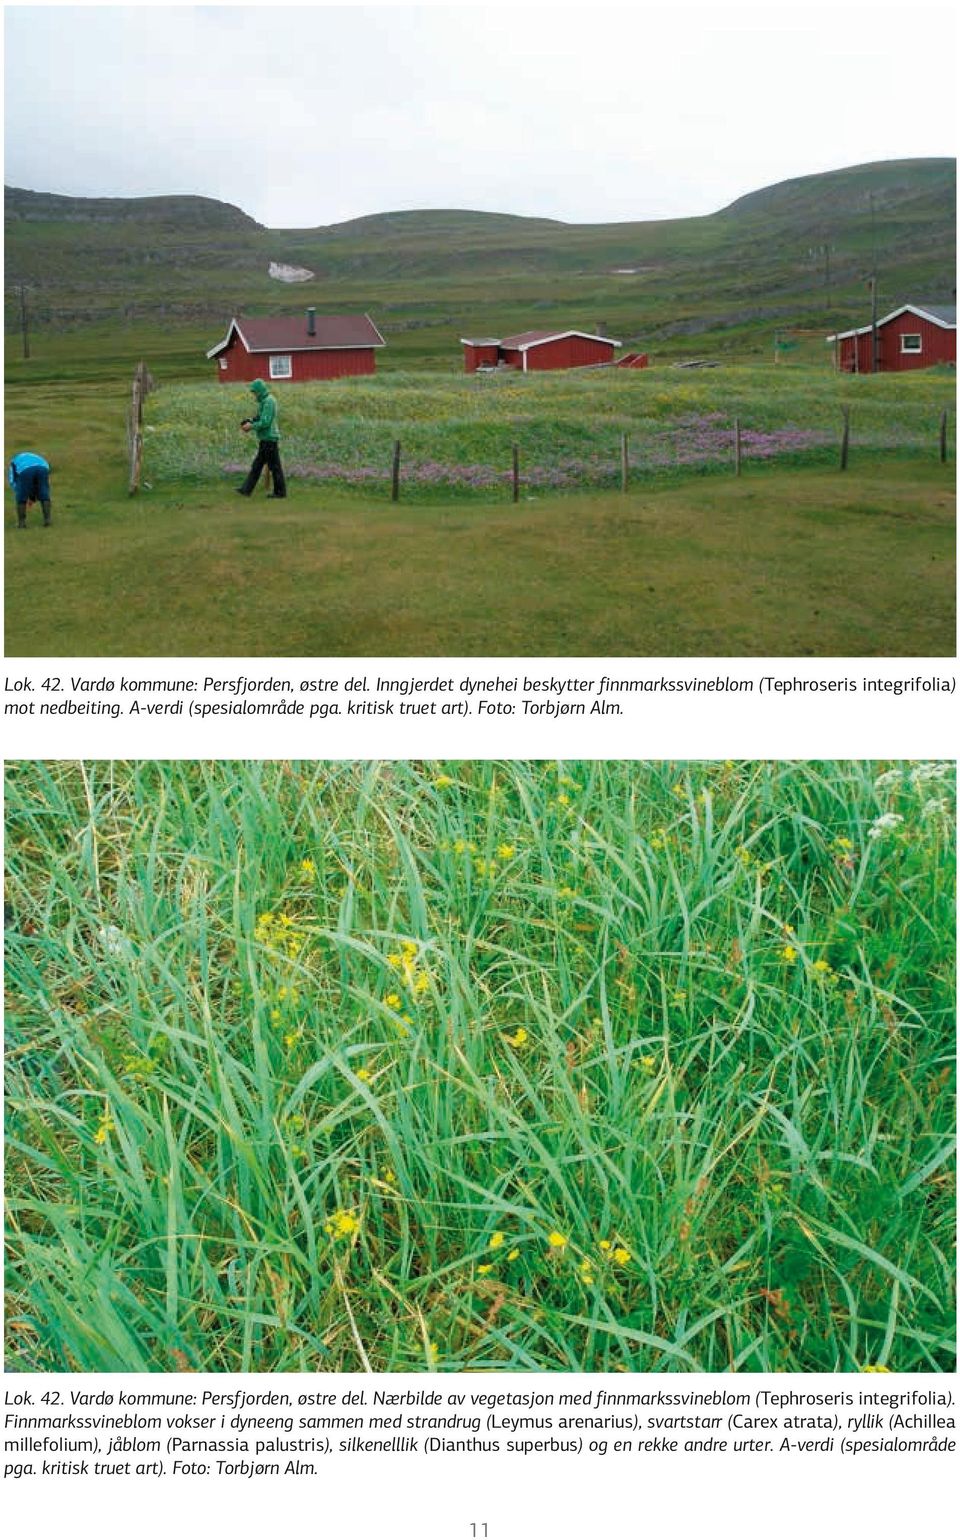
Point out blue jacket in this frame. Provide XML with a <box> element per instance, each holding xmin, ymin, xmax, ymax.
<box><xmin>9</xmin><ymin>452</ymin><xmax>50</xmax><ymax>493</ymax></box>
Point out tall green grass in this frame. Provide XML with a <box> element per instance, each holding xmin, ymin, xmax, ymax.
<box><xmin>146</xmin><ymin>366</ymin><xmax>956</xmax><ymax>495</ymax></box>
<box><xmin>5</xmin><ymin>761</ymin><xmax>955</xmax><ymax>1373</ymax></box>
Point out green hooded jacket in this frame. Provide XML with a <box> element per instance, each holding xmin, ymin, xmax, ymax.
<box><xmin>247</xmin><ymin>379</ymin><xmax>280</xmax><ymax>441</ymax></box>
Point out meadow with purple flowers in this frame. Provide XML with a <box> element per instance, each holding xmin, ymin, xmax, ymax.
<box><xmin>148</xmin><ymin>364</ymin><xmax>952</xmax><ymax>498</ymax></box>
<box><xmin>6</xmin><ymin>363</ymin><xmax>953</xmax><ymax>655</ymax></box>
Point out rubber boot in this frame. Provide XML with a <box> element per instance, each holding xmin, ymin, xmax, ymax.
<box><xmin>16</xmin><ymin>503</ymin><xmax>27</xmax><ymax>529</ymax></box>
<box><xmin>42</xmin><ymin>500</ymin><xmax>52</xmax><ymax>527</ymax></box>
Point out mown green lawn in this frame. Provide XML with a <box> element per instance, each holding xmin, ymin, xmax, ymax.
<box><xmin>4</xmin><ymin>373</ymin><xmax>955</xmax><ymax>656</ymax></box>
<box><xmin>5</xmin><ymin>760</ymin><xmax>955</xmax><ymax>1372</ymax></box>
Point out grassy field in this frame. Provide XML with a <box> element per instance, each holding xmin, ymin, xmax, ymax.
<box><xmin>4</xmin><ymin>366</ymin><xmax>955</xmax><ymax>656</ymax></box>
<box><xmin>5</xmin><ymin>760</ymin><xmax>955</xmax><ymax>1373</ymax></box>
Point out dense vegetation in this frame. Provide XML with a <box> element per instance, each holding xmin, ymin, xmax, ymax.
<box><xmin>148</xmin><ymin>363</ymin><xmax>955</xmax><ymax>491</ymax></box>
<box><xmin>5</xmin><ymin>760</ymin><xmax>956</xmax><ymax>1373</ymax></box>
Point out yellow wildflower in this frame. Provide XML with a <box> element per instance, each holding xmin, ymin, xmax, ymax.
<box><xmin>300</xmin><ymin>858</ymin><xmax>316</xmax><ymax>875</ymax></box>
<box><xmin>612</xmin><ymin>1246</ymin><xmax>632</xmax><ymax>1266</ymax></box>
<box><xmin>94</xmin><ymin>1111</ymin><xmax>114</xmax><ymax>1146</ymax></box>
<box><xmin>781</xmin><ymin>945</ymin><xmax>798</xmax><ymax>962</ymax></box>
<box><xmin>497</xmin><ymin>843</ymin><xmax>516</xmax><ymax>860</ymax></box>
<box><xmin>384</xmin><ymin>992</ymin><xmax>402</xmax><ymax>1010</ymax></box>
<box><xmin>507</xmin><ymin>1248</ymin><xmax>520</xmax><ymax>1262</ymax></box>
<box><xmin>861</xmin><ymin>1364</ymin><xmax>890</xmax><ymax>1373</ymax></box>
<box><xmin>547</xmin><ymin>1231</ymin><xmax>568</xmax><ymax>1250</ymax></box>
<box><xmin>434</xmin><ymin>774</ymin><xmax>454</xmax><ymax>788</ymax></box>
<box><xmin>324</xmin><ymin>1209</ymin><xmax>359</xmax><ymax>1240</ymax></box>
<box><xmin>383</xmin><ymin>1168</ymin><xmax>397</xmax><ymax>1184</ymax></box>
<box><xmin>579</xmin><ymin>1259</ymin><xmax>595</xmax><ymax>1285</ymax></box>
<box><xmin>812</xmin><ymin>959</ymin><xmax>831</xmax><ymax>974</ymax></box>
<box><xmin>599</xmin><ymin>1239</ymin><xmax>612</xmax><ymax>1252</ymax></box>
<box><xmin>489</xmin><ymin>1231</ymin><xmax>505</xmax><ymax>1250</ymax></box>
<box><xmin>283</xmin><ymin>1029</ymin><xmax>302</xmax><ymax>1050</ymax></box>
<box><xmin>477</xmin><ymin>1263</ymin><xmax>494</xmax><ymax>1275</ymax></box>
<box><xmin>504</xmin><ymin>1028</ymin><xmax>528</xmax><ymax>1048</ymax></box>
<box><xmin>356</xmin><ymin>1067</ymin><xmax>372</xmax><ymax>1083</ymax></box>
<box><xmin>413</xmin><ymin>970</ymin><xmax>430</xmax><ymax>995</ymax></box>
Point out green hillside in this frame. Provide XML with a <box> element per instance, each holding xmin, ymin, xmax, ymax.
<box><xmin>4</xmin><ymin>158</ymin><xmax>955</xmax><ymax>372</ymax></box>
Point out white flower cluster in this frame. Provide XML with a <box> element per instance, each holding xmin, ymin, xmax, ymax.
<box><xmin>867</xmin><ymin>812</ymin><xmax>903</xmax><ymax>840</ymax></box>
<box><xmin>874</xmin><ymin>762</ymin><xmax>953</xmax><ymax>791</ymax></box>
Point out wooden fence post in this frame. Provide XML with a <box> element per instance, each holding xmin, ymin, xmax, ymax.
<box><xmin>391</xmin><ymin>439</ymin><xmax>401</xmax><ymax>502</ymax></box>
<box><xmin>128</xmin><ymin>361</ymin><xmax>154</xmax><ymax>495</ymax></box>
<box><xmin>734</xmin><ymin>417</ymin><xmax>742</xmax><ymax>477</ymax></box>
<box><xmin>939</xmin><ymin>409</ymin><xmax>948</xmax><ymax>465</ymax></box>
<box><xmin>839</xmin><ymin>407</ymin><xmax>850</xmax><ymax>471</ymax></box>
<box><xmin>128</xmin><ymin>363</ymin><xmax>143</xmax><ymax>495</ymax></box>
<box><xmin>620</xmin><ymin>432</ymin><xmax>629</xmax><ymax>492</ymax></box>
<box><xmin>512</xmin><ymin>444</ymin><xmax>520</xmax><ymax>503</ymax></box>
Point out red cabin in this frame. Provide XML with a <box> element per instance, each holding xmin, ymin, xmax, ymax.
<box><xmin>461</xmin><ymin>328</ymin><xmax>620</xmax><ymax>373</ymax></box>
<box><xmin>829</xmin><ymin>303</ymin><xmax>956</xmax><ymax>373</ymax></box>
<box><xmin>207</xmin><ymin>309</ymin><xmax>385</xmax><ymax>382</ymax></box>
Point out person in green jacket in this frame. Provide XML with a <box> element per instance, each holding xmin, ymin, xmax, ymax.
<box><xmin>236</xmin><ymin>379</ymin><xmax>287</xmax><ymax>497</ymax></box>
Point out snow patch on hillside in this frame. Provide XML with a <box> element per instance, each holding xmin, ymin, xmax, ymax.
<box><xmin>268</xmin><ymin>261</ymin><xmax>315</xmax><ymax>283</ymax></box>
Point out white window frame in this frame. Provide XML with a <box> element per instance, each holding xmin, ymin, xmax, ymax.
<box><xmin>269</xmin><ymin>353</ymin><xmax>293</xmax><ymax>379</ymax></box>
<box><xmin>218</xmin><ymin>357</ymin><xmax>228</xmax><ymax>371</ymax></box>
<box><xmin>900</xmin><ymin>334</ymin><xmax>922</xmax><ymax>354</ymax></box>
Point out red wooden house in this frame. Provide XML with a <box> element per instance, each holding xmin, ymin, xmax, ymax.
<box><xmin>461</xmin><ymin>328</ymin><xmax>620</xmax><ymax>373</ymax></box>
<box><xmin>829</xmin><ymin>303</ymin><xmax>956</xmax><ymax>373</ymax></box>
<box><xmin>207</xmin><ymin>308</ymin><xmax>385</xmax><ymax>382</ymax></box>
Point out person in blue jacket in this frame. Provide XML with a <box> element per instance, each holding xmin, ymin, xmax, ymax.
<box><xmin>9</xmin><ymin>452</ymin><xmax>52</xmax><ymax>528</ymax></box>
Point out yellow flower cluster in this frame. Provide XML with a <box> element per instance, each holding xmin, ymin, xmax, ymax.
<box><xmin>324</xmin><ymin>1208</ymin><xmax>360</xmax><ymax>1241</ymax></box>
<box><xmin>93</xmin><ymin>1110</ymin><xmax>115</xmax><ymax>1146</ymax></box>
<box><xmin>503</xmin><ymin>1028</ymin><xmax>528</xmax><ymax>1048</ymax></box>
<box><xmin>255</xmin><ymin>911</ymin><xmax>303</xmax><ymax>957</ymax></box>
<box><xmin>386</xmin><ymin>940</ymin><xmax>431</xmax><ymax>996</ymax></box>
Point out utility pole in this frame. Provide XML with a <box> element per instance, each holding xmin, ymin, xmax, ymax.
<box><xmin>869</xmin><ymin>273</ymin><xmax>879</xmax><ymax>374</ymax></box>
<box><xmin>868</xmin><ymin>194</ymin><xmax>879</xmax><ymax>374</ymax></box>
<box><xmin>18</xmin><ymin>283</ymin><xmax>30</xmax><ymax>360</ymax></box>
<box><xmin>823</xmin><ymin>244</ymin><xmax>831</xmax><ymax>307</ymax></box>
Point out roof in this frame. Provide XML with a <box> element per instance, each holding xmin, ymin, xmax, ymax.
<box><xmin>459</xmin><ymin>329</ymin><xmax>621</xmax><ymax>351</ymax></box>
<box><xmin>499</xmin><ymin>329</ymin><xmax>621</xmax><ymax>350</ymax></box>
<box><xmin>207</xmin><ymin>313</ymin><xmax>385</xmax><ymax>358</ymax></box>
<box><xmin>827</xmin><ymin>303</ymin><xmax>957</xmax><ymax>341</ymax></box>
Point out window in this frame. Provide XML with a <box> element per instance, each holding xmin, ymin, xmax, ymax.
<box><xmin>901</xmin><ymin>334</ymin><xmax>922</xmax><ymax>353</ymax></box>
<box><xmin>218</xmin><ymin>358</ymin><xmax>228</xmax><ymax>370</ymax></box>
<box><xmin>269</xmin><ymin>354</ymin><xmax>292</xmax><ymax>378</ymax></box>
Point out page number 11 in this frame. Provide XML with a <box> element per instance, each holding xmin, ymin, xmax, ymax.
<box><xmin>470</xmin><ymin>1526</ymin><xmax>488</xmax><ymax>1537</ymax></box>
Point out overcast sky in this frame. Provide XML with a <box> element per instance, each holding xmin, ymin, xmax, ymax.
<box><xmin>4</xmin><ymin>2</ymin><xmax>956</xmax><ymax>227</ymax></box>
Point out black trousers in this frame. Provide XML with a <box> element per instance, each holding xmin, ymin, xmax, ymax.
<box><xmin>240</xmin><ymin>439</ymin><xmax>286</xmax><ymax>497</ymax></box>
